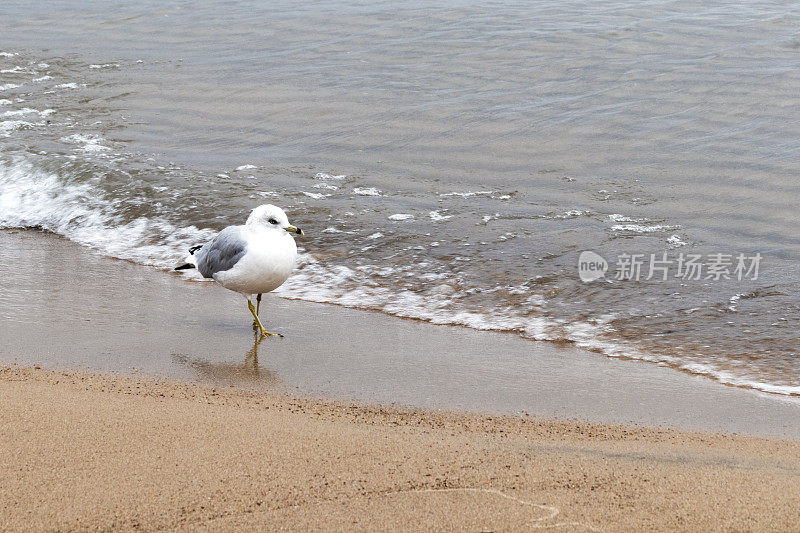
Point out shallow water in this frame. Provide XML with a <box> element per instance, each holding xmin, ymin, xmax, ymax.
<box><xmin>3</xmin><ymin>230</ymin><xmax>800</xmax><ymax>439</ymax></box>
<box><xmin>2</xmin><ymin>1</ymin><xmax>799</xmax><ymax>394</ymax></box>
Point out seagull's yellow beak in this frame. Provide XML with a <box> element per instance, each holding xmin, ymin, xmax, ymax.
<box><xmin>285</xmin><ymin>225</ymin><xmax>304</xmax><ymax>236</ymax></box>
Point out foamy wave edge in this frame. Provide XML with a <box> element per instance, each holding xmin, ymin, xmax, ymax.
<box><xmin>0</xmin><ymin>158</ymin><xmax>216</xmax><ymax>266</ymax></box>
<box><xmin>2</xmin><ymin>158</ymin><xmax>798</xmax><ymax>397</ymax></box>
<box><xmin>277</xmin><ymin>262</ymin><xmax>800</xmax><ymax>397</ymax></box>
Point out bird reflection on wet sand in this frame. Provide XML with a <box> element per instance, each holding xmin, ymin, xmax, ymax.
<box><xmin>172</xmin><ymin>333</ymin><xmax>282</xmax><ymax>389</ymax></box>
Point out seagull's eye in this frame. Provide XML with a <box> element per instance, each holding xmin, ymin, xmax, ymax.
<box><xmin>268</xmin><ymin>218</ymin><xmax>278</xmax><ymax>225</ymax></box>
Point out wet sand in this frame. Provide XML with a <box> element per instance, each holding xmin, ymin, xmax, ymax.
<box><xmin>1</xmin><ymin>229</ymin><xmax>799</xmax><ymax>439</ymax></box>
<box><xmin>2</xmin><ymin>364</ymin><xmax>800</xmax><ymax>531</ymax></box>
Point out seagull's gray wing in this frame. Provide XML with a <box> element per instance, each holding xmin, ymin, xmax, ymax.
<box><xmin>195</xmin><ymin>226</ymin><xmax>248</xmax><ymax>278</ymax></box>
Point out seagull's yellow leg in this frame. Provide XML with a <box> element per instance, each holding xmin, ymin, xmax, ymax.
<box><xmin>247</xmin><ymin>299</ymin><xmax>282</xmax><ymax>337</ymax></box>
<box><xmin>252</xmin><ymin>293</ymin><xmax>263</xmax><ymax>329</ymax></box>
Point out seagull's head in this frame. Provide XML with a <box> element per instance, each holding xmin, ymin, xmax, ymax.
<box><xmin>246</xmin><ymin>204</ymin><xmax>304</xmax><ymax>236</ymax></box>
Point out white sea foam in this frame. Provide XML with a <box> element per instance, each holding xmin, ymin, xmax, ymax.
<box><xmin>276</xmin><ymin>253</ymin><xmax>800</xmax><ymax>397</ymax></box>
<box><xmin>352</xmin><ymin>187</ymin><xmax>382</xmax><ymax>196</ymax></box>
<box><xmin>0</xmin><ymin>52</ymin><xmax>18</xmax><ymax>58</ymax></box>
<box><xmin>611</xmin><ymin>223</ymin><xmax>678</xmax><ymax>233</ymax></box>
<box><xmin>1</xmin><ymin>108</ymin><xmax>34</xmax><ymax>117</ymax></box>
<box><xmin>0</xmin><ymin>83</ymin><xmax>20</xmax><ymax>91</ymax></box>
<box><xmin>301</xmin><ymin>191</ymin><xmax>328</xmax><ymax>199</ymax></box>
<box><xmin>608</xmin><ymin>213</ymin><xmax>638</xmax><ymax>222</ymax></box>
<box><xmin>550</xmin><ymin>209</ymin><xmax>585</xmax><ymax>219</ymax></box>
<box><xmin>2</xmin><ymin>108</ymin><xmax>51</xmax><ymax>118</ymax></box>
<box><xmin>667</xmin><ymin>234</ymin><xmax>688</xmax><ymax>247</ymax></box>
<box><xmin>428</xmin><ymin>210</ymin><xmax>452</xmax><ymax>221</ymax></box>
<box><xmin>0</xmin><ymin>159</ymin><xmax>215</xmax><ymax>267</ymax></box>
<box><xmin>32</xmin><ymin>75</ymin><xmax>52</xmax><ymax>82</ymax></box>
<box><xmin>235</xmin><ymin>164</ymin><xmax>257</xmax><ymax>171</ymax></box>
<box><xmin>0</xmin><ymin>120</ymin><xmax>37</xmax><ymax>136</ymax></box>
<box><xmin>0</xmin><ymin>99</ymin><xmax>10</xmax><ymax>106</ymax></box>
<box><xmin>314</xmin><ymin>172</ymin><xmax>346</xmax><ymax>180</ymax></box>
<box><xmin>0</xmin><ymin>66</ymin><xmax>35</xmax><ymax>74</ymax></box>
<box><xmin>53</xmin><ymin>83</ymin><xmax>82</xmax><ymax>90</ymax></box>
<box><xmin>60</xmin><ymin>133</ymin><xmax>110</xmax><ymax>152</ymax></box>
<box><xmin>608</xmin><ymin>214</ymin><xmax>678</xmax><ymax>233</ymax></box>
<box><xmin>388</xmin><ymin>213</ymin><xmax>414</xmax><ymax>221</ymax></box>
<box><xmin>440</xmin><ymin>190</ymin><xmax>494</xmax><ymax>198</ymax></box>
<box><xmin>89</xmin><ymin>63</ymin><xmax>120</xmax><ymax>69</ymax></box>
<box><xmin>727</xmin><ymin>293</ymin><xmax>746</xmax><ymax>312</ymax></box>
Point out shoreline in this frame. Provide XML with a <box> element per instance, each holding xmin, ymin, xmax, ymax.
<box><xmin>3</xmin><ymin>229</ymin><xmax>800</xmax><ymax>529</ymax></box>
<box><xmin>1</xmin><ymin>229</ymin><xmax>800</xmax><ymax>440</ymax></box>
<box><xmin>2</xmin><ymin>363</ymin><xmax>799</xmax><ymax>531</ymax></box>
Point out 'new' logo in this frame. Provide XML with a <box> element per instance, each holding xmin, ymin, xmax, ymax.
<box><xmin>578</xmin><ymin>251</ymin><xmax>608</xmax><ymax>282</ymax></box>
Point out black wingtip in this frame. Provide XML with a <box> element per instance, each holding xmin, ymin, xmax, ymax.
<box><xmin>188</xmin><ymin>245</ymin><xmax>203</xmax><ymax>255</ymax></box>
<box><xmin>174</xmin><ymin>264</ymin><xmax>195</xmax><ymax>271</ymax></box>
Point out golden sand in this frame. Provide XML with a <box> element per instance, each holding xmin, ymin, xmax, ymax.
<box><xmin>1</xmin><ymin>365</ymin><xmax>798</xmax><ymax>531</ymax></box>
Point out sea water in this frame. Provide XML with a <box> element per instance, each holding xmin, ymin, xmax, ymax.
<box><xmin>2</xmin><ymin>0</ymin><xmax>799</xmax><ymax>394</ymax></box>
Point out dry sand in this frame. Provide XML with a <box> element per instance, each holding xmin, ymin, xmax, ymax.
<box><xmin>1</xmin><ymin>365</ymin><xmax>799</xmax><ymax>532</ymax></box>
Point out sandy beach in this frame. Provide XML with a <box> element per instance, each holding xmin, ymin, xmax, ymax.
<box><xmin>4</xmin><ymin>3</ymin><xmax>800</xmax><ymax>530</ymax></box>
<box><xmin>2</xmin><ymin>364</ymin><xmax>799</xmax><ymax>531</ymax></box>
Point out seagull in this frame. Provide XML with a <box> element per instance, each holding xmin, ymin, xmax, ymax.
<box><xmin>175</xmin><ymin>204</ymin><xmax>304</xmax><ymax>337</ymax></box>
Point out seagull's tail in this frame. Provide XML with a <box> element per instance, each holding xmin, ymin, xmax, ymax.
<box><xmin>174</xmin><ymin>245</ymin><xmax>203</xmax><ymax>271</ymax></box>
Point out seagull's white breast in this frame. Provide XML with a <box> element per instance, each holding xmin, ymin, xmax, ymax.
<box><xmin>213</xmin><ymin>227</ymin><xmax>297</xmax><ymax>295</ymax></box>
